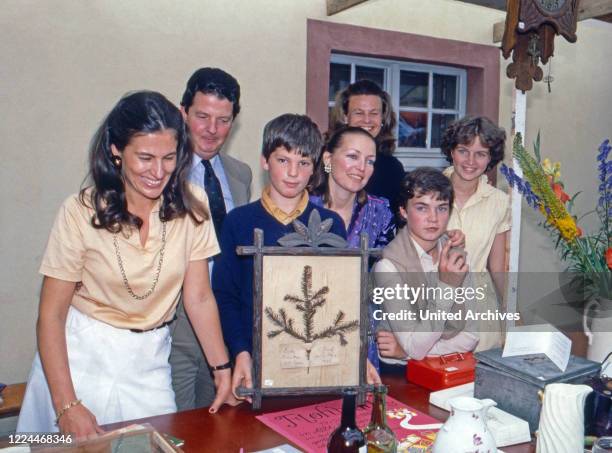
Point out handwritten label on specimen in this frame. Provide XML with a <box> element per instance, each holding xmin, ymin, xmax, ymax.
<box><xmin>279</xmin><ymin>341</ymin><xmax>340</xmax><ymax>369</ymax></box>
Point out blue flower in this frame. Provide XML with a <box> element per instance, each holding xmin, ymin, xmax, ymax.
<box><xmin>597</xmin><ymin>139</ymin><xmax>611</xmax><ymax>162</ymax></box>
<box><xmin>596</xmin><ymin>138</ymin><xmax>611</xmax><ymax>169</ymax></box>
<box><xmin>501</xmin><ymin>164</ymin><xmax>515</xmax><ymax>186</ymax></box>
<box><xmin>501</xmin><ymin>164</ymin><xmax>540</xmax><ymax>209</ymax></box>
<box><xmin>597</xmin><ymin>158</ymin><xmax>611</xmax><ymax>185</ymax></box>
<box><xmin>523</xmin><ymin>182</ymin><xmax>540</xmax><ymax>208</ymax></box>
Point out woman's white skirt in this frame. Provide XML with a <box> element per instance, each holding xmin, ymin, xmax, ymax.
<box><xmin>17</xmin><ymin>306</ymin><xmax>176</xmax><ymax>432</ymax></box>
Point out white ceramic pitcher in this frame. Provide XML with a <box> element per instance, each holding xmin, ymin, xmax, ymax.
<box><xmin>433</xmin><ymin>396</ymin><xmax>497</xmax><ymax>453</ymax></box>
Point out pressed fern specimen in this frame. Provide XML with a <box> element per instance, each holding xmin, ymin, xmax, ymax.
<box><xmin>265</xmin><ymin>265</ymin><xmax>359</xmax><ymax>369</ymax></box>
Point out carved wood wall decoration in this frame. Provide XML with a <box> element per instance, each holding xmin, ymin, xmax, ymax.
<box><xmin>502</xmin><ymin>0</ymin><xmax>522</xmax><ymax>59</ymax></box>
<box><xmin>520</xmin><ymin>0</ymin><xmax>578</xmax><ymax>42</ymax></box>
<box><xmin>326</xmin><ymin>0</ymin><xmax>368</xmax><ymax>15</ymax></box>
<box><xmin>506</xmin><ymin>33</ymin><xmax>544</xmax><ymax>91</ymax></box>
<box><xmin>501</xmin><ymin>0</ymin><xmax>580</xmax><ymax>91</ymax></box>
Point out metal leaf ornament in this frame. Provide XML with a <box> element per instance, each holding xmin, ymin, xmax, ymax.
<box><xmin>278</xmin><ymin>209</ymin><xmax>347</xmax><ymax>248</ymax></box>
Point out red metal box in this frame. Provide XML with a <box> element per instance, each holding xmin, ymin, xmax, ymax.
<box><xmin>406</xmin><ymin>352</ymin><xmax>476</xmax><ymax>391</ymax></box>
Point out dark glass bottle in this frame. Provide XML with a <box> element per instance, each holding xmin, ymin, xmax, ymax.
<box><xmin>327</xmin><ymin>388</ymin><xmax>366</xmax><ymax>453</ymax></box>
<box><xmin>363</xmin><ymin>385</ymin><xmax>397</xmax><ymax>453</ymax></box>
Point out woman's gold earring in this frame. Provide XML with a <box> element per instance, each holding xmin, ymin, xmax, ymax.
<box><xmin>324</xmin><ymin>162</ymin><xmax>331</xmax><ymax>174</ymax></box>
<box><xmin>111</xmin><ymin>155</ymin><xmax>122</xmax><ymax>169</ymax></box>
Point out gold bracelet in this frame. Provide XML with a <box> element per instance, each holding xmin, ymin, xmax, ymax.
<box><xmin>55</xmin><ymin>399</ymin><xmax>82</xmax><ymax>425</ymax></box>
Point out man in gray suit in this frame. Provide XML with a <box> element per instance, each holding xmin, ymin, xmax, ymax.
<box><xmin>171</xmin><ymin>67</ymin><xmax>252</xmax><ymax>410</ymax></box>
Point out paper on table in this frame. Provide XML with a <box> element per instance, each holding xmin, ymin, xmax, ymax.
<box><xmin>256</xmin><ymin>394</ymin><xmax>440</xmax><ymax>453</ymax></box>
<box><xmin>428</xmin><ymin>382</ymin><xmax>474</xmax><ymax>410</ymax></box>
<box><xmin>502</xmin><ymin>324</ymin><xmax>571</xmax><ymax>372</ymax></box>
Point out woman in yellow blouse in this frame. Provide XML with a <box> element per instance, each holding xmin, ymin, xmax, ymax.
<box><xmin>441</xmin><ymin>116</ymin><xmax>510</xmax><ymax>351</ymax></box>
<box><xmin>17</xmin><ymin>91</ymin><xmax>234</xmax><ymax>437</ymax></box>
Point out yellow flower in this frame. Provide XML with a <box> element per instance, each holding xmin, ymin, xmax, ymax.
<box><xmin>542</xmin><ymin>158</ymin><xmax>562</xmax><ymax>182</ymax></box>
<box><xmin>549</xmin><ymin>214</ymin><xmax>579</xmax><ymax>242</ymax></box>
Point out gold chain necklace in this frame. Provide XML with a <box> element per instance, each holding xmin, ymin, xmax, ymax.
<box><xmin>113</xmin><ymin>222</ymin><xmax>167</xmax><ymax>300</ymax></box>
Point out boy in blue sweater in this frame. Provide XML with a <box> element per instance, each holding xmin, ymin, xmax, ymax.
<box><xmin>212</xmin><ymin>114</ymin><xmax>346</xmax><ymax>399</ymax></box>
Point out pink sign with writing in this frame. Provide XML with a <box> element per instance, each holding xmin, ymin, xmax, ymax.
<box><xmin>256</xmin><ymin>394</ymin><xmax>441</xmax><ymax>453</ymax></box>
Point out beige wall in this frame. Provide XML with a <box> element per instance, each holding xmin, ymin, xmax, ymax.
<box><xmin>1</xmin><ymin>0</ymin><xmax>610</xmax><ymax>391</ymax></box>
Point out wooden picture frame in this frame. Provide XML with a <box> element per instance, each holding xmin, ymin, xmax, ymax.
<box><xmin>236</xmin><ymin>211</ymin><xmax>378</xmax><ymax>409</ymax></box>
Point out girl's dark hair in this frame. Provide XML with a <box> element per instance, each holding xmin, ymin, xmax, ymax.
<box><xmin>329</xmin><ymin>80</ymin><xmax>397</xmax><ymax>156</ymax></box>
<box><xmin>440</xmin><ymin>116</ymin><xmax>506</xmax><ymax>171</ymax></box>
<box><xmin>396</xmin><ymin>167</ymin><xmax>454</xmax><ymax>228</ymax></box>
<box><xmin>310</xmin><ymin>126</ymin><xmax>376</xmax><ymax>206</ymax></box>
<box><xmin>80</xmin><ymin>90</ymin><xmax>207</xmax><ymax>233</ymax></box>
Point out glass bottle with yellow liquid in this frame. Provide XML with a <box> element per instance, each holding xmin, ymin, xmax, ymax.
<box><xmin>363</xmin><ymin>385</ymin><xmax>397</xmax><ymax>453</ymax></box>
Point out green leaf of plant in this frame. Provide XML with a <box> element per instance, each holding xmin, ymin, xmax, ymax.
<box><xmin>534</xmin><ymin>131</ymin><xmax>541</xmax><ymax>163</ymax></box>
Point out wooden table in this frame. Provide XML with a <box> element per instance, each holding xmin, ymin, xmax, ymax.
<box><xmin>0</xmin><ymin>383</ymin><xmax>25</xmax><ymax>418</ymax></box>
<box><xmin>108</xmin><ymin>373</ymin><xmax>535</xmax><ymax>452</ymax></box>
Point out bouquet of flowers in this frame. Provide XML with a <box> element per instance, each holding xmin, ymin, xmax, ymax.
<box><xmin>500</xmin><ymin>134</ymin><xmax>612</xmax><ymax>301</ymax></box>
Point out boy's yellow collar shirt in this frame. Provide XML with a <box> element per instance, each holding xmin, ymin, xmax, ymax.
<box><xmin>261</xmin><ymin>186</ymin><xmax>309</xmax><ymax>225</ymax></box>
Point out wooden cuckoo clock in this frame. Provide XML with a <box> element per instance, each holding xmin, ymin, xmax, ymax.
<box><xmin>502</xmin><ymin>0</ymin><xmax>580</xmax><ymax>91</ymax></box>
